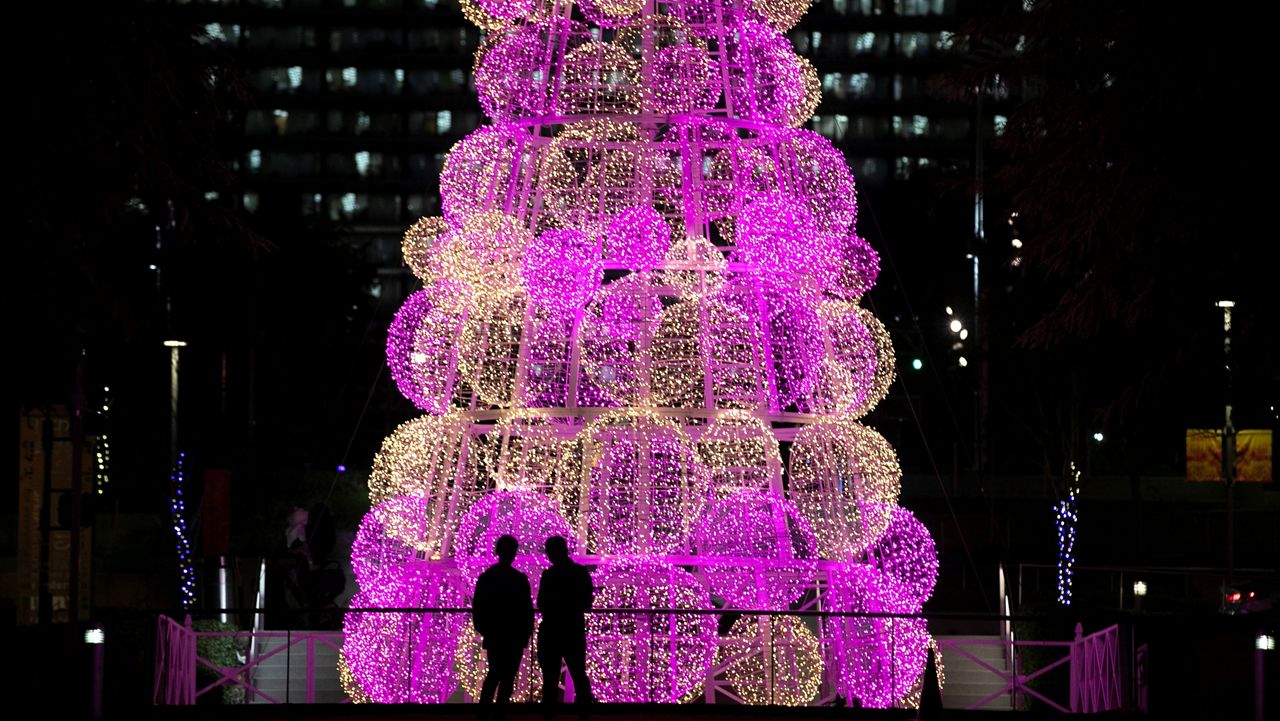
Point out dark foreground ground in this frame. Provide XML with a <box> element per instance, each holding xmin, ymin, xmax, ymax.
<box><xmin>130</xmin><ymin>703</ymin><xmax>1143</xmax><ymax>721</ymax></box>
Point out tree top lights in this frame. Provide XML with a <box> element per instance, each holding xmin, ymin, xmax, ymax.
<box><xmin>346</xmin><ymin>0</ymin><xmax>941</xmax><ymax>709</ymax></box>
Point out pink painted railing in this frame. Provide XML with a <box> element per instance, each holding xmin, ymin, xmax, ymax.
<box><xmin>153</xmin><ymin>612</ymin><xmax>1126</xmax><ymax>711</ymax></box>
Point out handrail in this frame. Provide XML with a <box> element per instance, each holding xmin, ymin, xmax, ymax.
<box><xmin>154</xmin><ymin>607</ymin><xmax>1129</xmax><ymax>711</ymax></box>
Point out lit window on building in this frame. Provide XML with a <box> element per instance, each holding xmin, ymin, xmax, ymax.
<box><xmin>994</xmin><ymin>115</ymin><xmax>1008</xmax><ymax>136</ymax></box>
<box><xmin>849</xmin><ymin>72</ymin><xmax>870</xmax><ymax>96</ymax></box>
<box><xmin>342</xmin><ymin>67</ymin><xmax>358</xmax><ymax>88</ymax></box>
<box><xmin>937</xmin><ymin>31</ymin><xmax>955</xmax><ymax>51</ymax></box>
<box><xmin>436</xmin><ymin>110</ymin><xmax>453</xmax><ymax>134</ymax></box>
<box><xmin>243</xmin><ymin>192</ymin><xmax>260</xmax><ymax>214</ymax></box>
<box><xmin>855</xmin><ymin>32</ymin><xmax>876</xmax><ymax>54</ymax></box>
<box><xmin>355</xmin><ymin>151</ymin><xmax>371</xmax><ymax>177</ymax></box>
<box><xmin>911</xmin><ymin>115</ymin><xmax>929</xmax><ymax>136</ymax></box>
<box><xmin>273</xmin><ymin>109</ymin><xmax>289</xmax><ymax>135</ymax></box>
<box><xmin>248</xmin><ymin>149</ymin><xmax>262</xmax><ymax>172</ymax></box>
<box><xmin>356</xmin><ymin>112</ymin><xmax>371</xmax><ymax>135</ymax></box>
<box><xmin>288</xmin><ymin>66</ymin><xmax>303</xmax><ymax>90</ymax></box>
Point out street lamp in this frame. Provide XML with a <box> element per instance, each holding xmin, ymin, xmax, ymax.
<box><xmin>163</xmin><ymin>339</ymin><xmax>188</xmax><ymax>465</ymax></box>
<box><xmin>1214</xmin><ymin>300</ymin><xmax>1236</xmax><ymax>587</ymax></box>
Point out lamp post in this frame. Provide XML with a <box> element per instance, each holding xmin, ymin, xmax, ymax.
<box><xmin>163</xmin><ymin>339</ymin><xmax>187</xmax><ymax>465</ymax></box>
<box><xmin>1214</xmin><ymin>301</ymin><xmax>1235</xmax><ymax>589</ymax></box>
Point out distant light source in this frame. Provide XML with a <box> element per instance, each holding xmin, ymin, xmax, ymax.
<box><xmin>1011</xmin><ymin>238</ymin><xmax>1023</xmax><ymax>249</ymax></box>
<box><xmin>959</xmin><ymin>329</ymin><xmax>969</xmax><ymax>341</ymax></box>
<box><xmin>1257</xmin><ymin>633</ymin><xmax>1275</xmax><ymax>651</ymax></box>
<box><xmin>945</xmin><ymin>306</ymin><xmax>954</xmax><ymax>316</ymax></box>
<box><xmin>163</xmin><ymin>340</ymin><xmax>188</xmax><ymax>348</ymax></box>
<box><xmin>949</xmin><ymin>319</ymin><xmax>963</xmax><ymax>333</ymax></box>
<box><xmin>1092</xmin><ymin>432</ymin><xmax>1104</xmax><ymax>442</ymax></box>
<box><xmin>84</xmin><ymin>628</ymin><xmax>105</xmax><ymax>644</ymax></box>
<box><xmin>957</xmin><ymin>356</ymin><xmax>968</xmax><ymax>367</ymax></box>
<box><xmin>1214</xmin><ymin>300</ymin><xmax>1236</xmax><ymax>309</ymax></box>
<box><xmin>336</xmin><ymin>465</ymin><xmax>347</xmax><ymax>473</ymax></box>
<box><xmin>148</xmin><ymin>264</ymin><xmax>158</xmax><ymax>271</ymax></box>
<box><xmin>1133</xmin><ymin>580</ymin><xmax>1147</xmax><ymax>597</ymax></box>
<box><xmin>911</xmin><ymin>358</ymin><xmax>923</xmax><ymax>371</ymax></box>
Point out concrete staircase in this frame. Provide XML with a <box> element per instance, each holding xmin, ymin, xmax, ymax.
<box><xmin>935</xmin><ymin>635</ymin><xmax>1014</xmax><ymax>711</ymax></box>
<box><xmin>247</xmin><ymin>633</ymin><xmax>348</xmax><ymax>704</ymax></box>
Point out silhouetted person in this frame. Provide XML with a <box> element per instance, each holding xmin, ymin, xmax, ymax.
<box><xmin>536</xmin><ymin>535</ymin><xmax>593</xmax><ymax>719</ymax></box>
<box><xmin>472</xmin><ymin>535</ymin><xmax>534</xmax><ymax>720</ymax></box>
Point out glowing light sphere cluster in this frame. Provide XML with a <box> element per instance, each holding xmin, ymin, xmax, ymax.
<box><xmin>347</xmin><ymin>0</ymin><xmax>943</xmax><ymax>708</ymax></box>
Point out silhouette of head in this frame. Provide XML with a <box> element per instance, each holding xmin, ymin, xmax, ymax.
<box><xmin>494</xmin><ymin>534</ymin><xmax>519</xmax><ymax>564</ymax></box>
<box><xmin>544</xmin><ymin>535</ymin><xmax>570</xmax><ymax>563</ymax></box>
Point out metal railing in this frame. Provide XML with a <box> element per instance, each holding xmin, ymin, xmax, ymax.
<box><xmin>153</xmin><ymin>607</ymin><xmax>1129</xmax><ymax>712</ymax></box>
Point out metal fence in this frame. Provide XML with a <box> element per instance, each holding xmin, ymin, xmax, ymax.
<box><xmin>153</xmin><ymin>608</ymin><xmax>1129</xmax><ymax>712</ymax></box>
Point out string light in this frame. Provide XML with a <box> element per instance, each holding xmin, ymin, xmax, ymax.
<box><xmin>577</xmin><ymin>0</ymin><xmax>646</xmax><ymax>28</ymax></box>
<box><xmin>345</xmin><ymin>0</ymin><xmax>946</xmax><ymax>705</ymax></box>
<box><xmin>340</xmin><ymin>575</ymin><xmax>464</xmax><ymax>703</ymax></box>
<box><xmin>788</xmin><ymin>419</ymin><xmax>901</xmax><ymax>559</ymax></box>
<box><xmin>748</xmin><ymin>0</ymin><xmax>815</xmax><ymax>31</ymax></box>
<box><xmin>828</xmin><ymin>563</ymin><xmax>931</xmax><ymax>709</ymax></box>
<box><xmin>366</xmin><ymin>415</ymin><xmax>483</xmax><ymax>548</ymax></box>
<box><xmin>540</xmin><ymin>120</ymin><xmax>647</xmax><ymax>232</ymax></box>
<box><xmin>865</xmin><ymin>505</ymin><xmax>939</xmax><ymax>608</ymax></box>
<box><xmin>386</xmin><ymin>281</ymin><xmax>472</xmax><ymax>414</ymax></box>
<box><xmin>603</xmin><ymin>205</ymin><xmax>672</xmax><ymax>270</ymax></box>
<box><xmin>692</xmin><ymin>488</ymin><xmax>818</xmax><ymax>609</ymax></box>
<box><xmin>556</xmin><ymin>40</ymin><xmax>641</xmax><ymax>116</ymax></box>
<box><xmin>94</xmin><ymin>384</ymin><xmax>111</xmax><ymax>494</ymax></box>
<box><xmin>1055</xmin><ymin>463</ymin><xmax>1081</xmax><ymax>606</ymax></box>
<box><xmin>521</xmin><ymin>227</ymin><xmax>604</xmax><ymax>314</ymax></box>
<box><xmin>720</xmin><ymin>615</ymin><xmax>823</xmax><ymax>705</ymax></box>
<box><xmin>473</xmin><ymin>411</ymin><xmax>583</xmax><ymax>492</ymax></box>
<box><xmin>439</xmin><ymin>125</ymin><xmax>523</xmax><ymax>222</ymax></box>
<box><xmin>452</xmin><ymin>489</ymin><xmax>576</xmax><ymax>591</ymax></box>
<box><xmin>402</xmin><ymin>216</ymin><xmax>452</xmax><ymax>283</ymax></box>
<box><xmin>455</xmin><ymin>623</ymin><xmax>543</xmax><ymax>702</ymax></box>
<box><xmin>555</xmin><ymin>409</ymin><xmax>710</xmax><ymax>555</ymax></box>
<box><xmin>662</xmin><ymin>233</ymin><xmax>728</xmax><ymax>297</ymax></box>
<box><xmin>457</xmin><ymin>290</ymin><xmax>530</xmax><ymax>408</ymax></box>
<box><xmin>615</xmin><ymin>16</ymin><xmax>715</xmax><ymax>113</ymax></box>
<box><xmin>586</xmin><ymin>559</ymin><xmax>718</xmax><ymax>703</ymax></box>
<box><xmin>168</xmin><ymin>452</ymin><xmax>196</xmax><ymax>609</ymax></box>
<box><xmin>694</xmin><ymin>410</ymin><xmax>782</xmax><ymax>495</ymax></box>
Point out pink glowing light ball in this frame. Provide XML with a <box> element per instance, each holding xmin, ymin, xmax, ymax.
<box><xmin>587</xmin><ymin>559</ymin><xmax>719</xmax><ymax>703</ymax></box>
<box><xmin>521</xmin><ymin>227</ymin><xmax>604</xmax><ymax>313</ymax></box>
<box><xmin>691</xmin><ymin>488</ymin><xmax>819</xmax><ymax>609</ymax></box>
<box><xmin>452</xmin><ymin>489</ymin><xmax>576</xmax><ymax>593</ymax></box>
<box><xmin>828</xmin><ymin>562</ymin><xmax>930</xmax><ymax>709</ymax></box>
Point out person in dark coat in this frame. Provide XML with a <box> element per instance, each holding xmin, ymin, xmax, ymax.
<box><xmin>536</xmin><ymin>535</ymin><xmax>594</xmax><ymax>719</ymax></box>
<box><xmin>471</xmin><ymin>534</ymin><xmax>534</xmax><ymax>719</ymax></box>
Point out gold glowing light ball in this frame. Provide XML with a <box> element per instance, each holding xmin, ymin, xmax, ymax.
<box><xmin>539</xmin><ymin>120</ymin><xmax>648</xmax><ymax>232</ymax></box>
<box><xmin>662</xmin><ymin>234</ymin><xmax>727</xmax><ymax>298</ymax></box>
<box><xmin>695</xmin><ymin>410</ymin><xmax>782</xmax><ymax>496</ymax></box>
<box><xmin>787</xmin><ymin>419</ymin><xmax>902</xmax><ymax>559</ymax></box>
<box><xmin>337</xmin><ymin>648</ymin><xmax>373</xmax><ymax>704</ymax></box>
<box><xmin>650</xmin><ymin>299</ymin><xmax>704</xmax><ymax>410</ymax></box>
<box><xmin>439</xmin><ymin>127</ymin><xmax>524</xmax><ymax>223</ymax></box>
<box><xmin>785</xmin><ymin>56</ymin><xmax>822</xmax><ymax>129</ymax></box>
<box><xmin>475</xmin><ymin>412</ymin><xmax>583</xmax><ymax>493</ymax></box>
<box><xmin>402</xmin><ymin>216</ymin><xmax>452</xmax><ymax>282</ymax></box>
<box><xmin>578</xmin><ymin>271</ymin><xmax>668</xmax><ymax>405</ymax></box>
<box><xmin>721</xmin><ymin>615</ymin><xmax>823</xmax><ymax>706</ymax></box>
<box><xmin>459</xmin><ymin>0</ymin><xmax>510</xmax><ymax>30</ymax></box>
<box><xmin>693</xmin><ymin>290</ymin><xmax>768</xmax><ymax>411</ymax></box>
<box><xmin>555</xmin><ymin>41</ymin><xmax>642</xmax><ymax>116</ymax></box>
<box><xmin>454</xmin><ymin>624</ymin><xmax>543</xmax><ymax>702</ymax></box>
<box><xmin>367</xmin><ymin>414</ymin><xmax>484</xmax><ymax>554</ymax></box>
<box><xmin>404</xmin><ymin>281</ymin><xmax>475</xmax><ymax>413</ymax></box>
<box><xmin>847</xmin><ymin>306</ymin><xmax>895</xmax><ymax>418</ymax></box>
<box><xmin>749</xmin><ymin>0</ymin><xmax>815</xmax><ymax>31</ymax></box>
<box><xmin>444</xmin><ymin>211</ymin><xmax>534</xmax><ymax>289</ymax></box>
<box><xmin>457</xmin><ymin>290</ymin><xmax>531</xmax><ymax>409</ymax></box>
<box><xmin>614</xmin><ymin>15</ymin><xmax>713</xmax><ymax>113</ymax></box>
<box><xmin>556</xmin><ymin>409</ymin><xmax>710</xmax><ymax>555</ymax></box>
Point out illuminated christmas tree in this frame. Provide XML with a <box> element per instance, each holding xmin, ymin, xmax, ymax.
<box><xmin>341</xmin><ymin>0</ymin><xmax>942</xmax><ymax>708</ymax></box>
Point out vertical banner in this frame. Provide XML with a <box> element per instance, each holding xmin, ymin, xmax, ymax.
<box><xmin>1186</xmin><ymin>429</ymin><xmax>1274</xmax><ymax>482</ymax></box>
<box><xmin>17</xmin><ymin>406</ymin><xmax>94</xmax><ymax>624</ymax></box>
